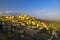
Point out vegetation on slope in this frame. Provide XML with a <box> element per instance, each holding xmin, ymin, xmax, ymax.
<box><xmin>0</xmin><ymin>14</ymin><xmax>60</xmax><ymax>40</ymax></box>
<box><xmin>0</xmin><ymin>14</ymin><xmax>60</xmax><ymax>31</ymax></box>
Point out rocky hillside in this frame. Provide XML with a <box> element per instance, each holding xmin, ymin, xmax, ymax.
<box><xmin>0</xmin><ymin>14</ymin><xmax>60</xmax><ymax>40</ymax></box>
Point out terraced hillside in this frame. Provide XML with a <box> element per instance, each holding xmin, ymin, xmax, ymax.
<box><xmin>0</xmin><ymin>14</ymin><xmax>60</xmax><ymax>40</ymax></box>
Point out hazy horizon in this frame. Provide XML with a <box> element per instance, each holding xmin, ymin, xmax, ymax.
<box><xmin>0</xmin><ymin>0</ymin><xmax>60</xmax><ymax>21</ymax></box>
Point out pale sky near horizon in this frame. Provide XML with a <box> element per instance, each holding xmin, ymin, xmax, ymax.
<box><xmin>0</xmin><ymin>0</ymin><xmax>60</xmax><ymax>20</ymax></box>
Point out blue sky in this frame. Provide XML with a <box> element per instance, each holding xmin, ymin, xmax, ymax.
<box><xmin>0</xmin><ymin>0</ymin><xmax>60</xmax><ymax>20</ymax></box>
